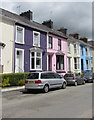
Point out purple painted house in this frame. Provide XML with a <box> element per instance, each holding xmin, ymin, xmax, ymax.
<box><xmin>14</xmin><ymin>11</ymin><xmax>48</xmax><ymax>73</ymax></box>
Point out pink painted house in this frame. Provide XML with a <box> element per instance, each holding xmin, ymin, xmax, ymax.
<box><xmin>42</xmin><ymin>20</ymin><xmax>68</xmax><ymax>76</ymax></box>
<box><xmin>47</xmin><ymin>30</ymin><xmax>68</xmax><ymax>76</ymax></box>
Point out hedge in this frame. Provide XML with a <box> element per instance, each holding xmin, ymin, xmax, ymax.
<box><xmin>0</xmin><ymin>72</ymin><xmax>29</xmax><ymax>87</ymax></box>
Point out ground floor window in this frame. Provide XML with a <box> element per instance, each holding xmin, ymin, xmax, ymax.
<box><xmin>74</xmin><ymin>57</ymin><xmax>80</xmax><ymax>69</ymax></box>
<box><xmin>30</xmin><ymin>51</ymin><xmax>42</xmax><ymax>70</ymax></box>
<box><xmin>56</xmin><ymin>55</ymin><xmax>64</xmax><ymax>70</ymax></box>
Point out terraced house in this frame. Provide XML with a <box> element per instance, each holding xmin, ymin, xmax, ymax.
<box><xmin>67</xmin><ymin>33</ymin><xmax>81</xmax><ymax>73</ymax></box>
<box><xmin>1</xmin><ymin>8</ymin><xmax>93</xmax><ymax>74</ymax></box>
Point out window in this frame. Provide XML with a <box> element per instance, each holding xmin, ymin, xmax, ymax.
<box><xmin>27</xmin><ymin>73</ymin><xmax>39</xmax><ymax>79</ymax></box>
<box><xmin>74</xmin><ymin>57</ymin><xmax>79</xmax><ymax>69</ymax></box>
<box><xmin>74</xmin><ymin>44</ymin><xmax>79</xmax><ymax>54</ymax></box>
<box><xmin>48</xmin><ymin>36</ymin><xmax>52</xmax><ymax>49</ymax></box>
<box><xmin>58</xmin><ymin>39</ymin><xmax>61</xmax><ymax>50</ymax></box>
<box><xmin>41</xmin><ymin>73</ymin><xmax>56</xmax><ymax>79</ymax></box>
<box><xmin>33</xmin><ymin>31</ymin><xmax>40</xmax><ymax>47</ymax></box>
<box><xmin>80</xmin><ymin>47</ymin><xmax>83</xmax><ymax>56</ymax></box>
<box><xmin>86</xmin><ymin>59</ymin><xmax>90</xmax><ymax>69</ymax></box>
<box><xmin>16</xmin><ymin>26</ymin><xmax>24</xmax><ymax>44</ymax></box>
<box><xmin>56</xmin><ymin>55</ymin><xmax>64</xmax><ymax>70</ymax></box>
<box><xmin>68</xmin><ymin>43</ymin><xmax>70</xmax><ymax>53</ymax></box>
<box><xmin>30</xmin><ymin>52</ymin><xmax>42</xmax><ymax>70</ymax></box>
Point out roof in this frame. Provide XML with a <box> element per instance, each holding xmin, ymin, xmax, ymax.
<box><xmin>68</xmin><ymin>36</ymin><xmax>94</xmax><ymax>48</ymax></box>
<box><xmin>0</xmin><ymin>8</ymin><xmax>67</xmax><ymax>39</ymax></box>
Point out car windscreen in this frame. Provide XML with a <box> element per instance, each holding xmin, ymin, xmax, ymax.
<box><xmin>27</xmin><ymin>73</ymin><xmax>39</xmax><ymax>79</ymax></box>
<box><xmin>64</xmin><ymin>74</ymin><xmax>73</xmax><ymax>77</ymax></box>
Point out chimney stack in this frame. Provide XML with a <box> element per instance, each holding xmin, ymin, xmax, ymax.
<box><xmin>42</xmin><ymin>19</ymin><xmax>53</xmax><ymax>29</ymax></box>
<box><xmin>80</xmin><ymin>36</ymin><xmax>88</xmax><ymax>43</ymax></box>
<box><xmin>69</xmin><ymin>33</ymin><xmax>79</xmax><ymax>39</ymax></box>
<box><xmin>20</xmin><ymin>10</ymin><xmax>33</xmax><ymax>21</ymax></box>
<box><xmin>57</xmin><ymin>27</ymin><xmax>67</xmax><ymax>36</ymax></box>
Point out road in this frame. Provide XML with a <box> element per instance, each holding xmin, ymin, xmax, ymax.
<box><xmin>2</xmin><ymin>83</ymin><xmax>93</xmax><ymax>118</ymax></box>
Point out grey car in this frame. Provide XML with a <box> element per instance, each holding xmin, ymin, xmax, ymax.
<box><xmin>25</xmin><ymin>71</ymin><xmax>67</xmax><ymax>93</ymax></box>
<box><xmin>64</xmin><ymin>73</ymin><xmax>85</xmax><ymax>86</ymax></box>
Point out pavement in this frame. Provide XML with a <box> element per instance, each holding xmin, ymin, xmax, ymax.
<box><xmin>1</xmin><ymin>86</ymin><xmax>25</xmax><ymax>92</ymax></box>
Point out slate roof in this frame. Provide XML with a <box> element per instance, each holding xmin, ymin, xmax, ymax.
<box><xmin>0</xmin><ymin>8</ymin><xmax>67</xmax><ymax>39</ymax></box>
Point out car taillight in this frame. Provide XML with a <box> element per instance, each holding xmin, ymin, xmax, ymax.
<box><xmin>35</xmin><ymin>80</ymin><xmax>42</xmax><ymax>83</ymax></box>
<box><xmin>25</xmin><ymin>80</ymin><xmax>28</xmax><ymax>84</ymax></box>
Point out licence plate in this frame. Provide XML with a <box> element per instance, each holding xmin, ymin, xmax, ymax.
<box><xmin>29</xmin><ymin>81</ymin><xmax>35</xmax><ymax>83</ymax></box>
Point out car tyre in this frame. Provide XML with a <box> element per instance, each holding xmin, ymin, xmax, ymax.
<box><xmin>43</xmin><ymin>85</ymin><xmax>49</xmax><ymax>93</ymax></box>
<box><xmin>74</xmin><ymin>81</ymin><xmax>77</xmax><ymax>86</ymax></box>
<box><xmin>92</xmin><ymin>79</ymin><xmax>94</xmax><ymax>83</ymax></box>
<box><xmin>83</xmin><ymin>80</ymin><xmax>85</xmax><ymax>85</ymax></box>
<box><xmin>62</xmin><ymin>82</ymin><xmax>66</xmax><ymax>89</ymax></box>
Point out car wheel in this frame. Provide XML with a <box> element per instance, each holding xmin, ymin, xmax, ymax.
<box><xmin>62</xmin><ymin>82</ymin><xmax>66</xmax><ymax>89</ymax></box>
<box><xmin>92</xmin><ymin>79</ymin><xmax>94</xmax><ymax>83</ymax></box>
<box><xmin>43</xmin><ymin>85</ymin><xmax>49</xmax><ymax>93</ymax></box>
<box><xmin>74</xmin><ymin>81</ymin><xmax>77</xmax><ymax>86</ymax></box>
<box><xmin>83</xmin><ymin>80</ymin><xmax>85</xmax><ymax>85</ymax></box>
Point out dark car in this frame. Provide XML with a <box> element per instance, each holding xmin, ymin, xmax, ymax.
<box><xmin>64</xmin><ymin>73</ymin><xmax>85</xmax><ymax>86</ymax></box>
<box><xmin>81</xmin><ymin>72</ymin><xmax>94</xmax><ymax>83</ymax></box>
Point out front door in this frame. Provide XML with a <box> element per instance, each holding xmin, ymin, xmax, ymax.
<box><xmin>48</xmin><ymin>55</ymin><xmax>52</xmax><ymax>71</ymax></box>
<box><xmin>81</xmin><ymin>59</ymin><xmax>84</xmax><ymax>71</ymax></box>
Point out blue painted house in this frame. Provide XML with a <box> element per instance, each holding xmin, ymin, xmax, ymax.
<box><xmin>80</xmin><ymin>37</ymin><xmax>93</xmax><ymax>72</ymax></box>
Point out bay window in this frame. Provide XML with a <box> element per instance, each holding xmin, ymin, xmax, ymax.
<box><xmin>56</xmin><ymin>55</ymin><xmax>64</xmax><ymax>70</ymax></box>
<box><xmin>30</xmin><ymin>51</ymin><xmax>42</xmax><ymax>70</ymax></box>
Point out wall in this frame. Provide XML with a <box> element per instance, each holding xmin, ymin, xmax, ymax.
<box><xmin>1</xmin><ymin>18</ymin><xmax>14</xmax><ymax>73</ymax></box>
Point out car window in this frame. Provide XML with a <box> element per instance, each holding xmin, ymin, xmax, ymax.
<box><xmin>41</xmin><ymin>73</ymin><xmax>56</xmax><ymax>79</ymax></box>
<box><xmin>27</xmin><ymin>73</ymin><xmax>39</xmax><ymax>79</ymax></box>
<box><xmin>64</xmin><ymin>74</ymin><xmax>73</xmax><ymax>77</ymax></box>
<box><xmin>93</xmin><ymin>73</ymin><xmax>94</xmax><ymax>77</ymax></box>
<box><xmin>54</xmin><ymin>73</ymin><xmax>62</xmax><ymax>78</ymax></box>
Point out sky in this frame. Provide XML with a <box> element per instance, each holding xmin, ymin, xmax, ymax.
<box><xmin>1</xmin><ymin>0</ymin><xmax>93</xmax><ymax>40</ymax></box>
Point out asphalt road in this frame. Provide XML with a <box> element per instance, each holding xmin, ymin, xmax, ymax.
<box><xmin>2</xmin><ymin>83</ymin><xmax>93</xmax><ymax>118</ymax></box>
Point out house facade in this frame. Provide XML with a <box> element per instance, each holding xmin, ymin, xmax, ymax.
<box><xmin>47</xmin><ymin>33</ymin><xmax>68</xmax><ymax>76</ymax></box>
<box><xmin>80</xmin><ymin>37</ymin><xmax>93</xmax><ymax>73</ymax></box>
<box><xmin>14</xmin><ymin>23</ymin><xmax>47</xmax><ymax>73</ymax></box>
<box><xmin>0</xmin><ymin>12</ymin><xmax>15</xmax><ymax>73</ymax></box>
<box><xmin>67</xmin><ymin>33</ymin><xmax>81</xmax><ymax>73</ymax></box>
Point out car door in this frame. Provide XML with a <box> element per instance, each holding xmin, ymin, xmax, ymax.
<box><xmin>54</xmin><ymin>73</ymin><xmax>63</xmax><ymax>87</ymax></box>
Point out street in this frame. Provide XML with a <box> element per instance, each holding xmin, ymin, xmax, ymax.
<box><xmin>2</xmin><ymin>83</ymin><xmax>92</xmax><ymax>118</ymax></box>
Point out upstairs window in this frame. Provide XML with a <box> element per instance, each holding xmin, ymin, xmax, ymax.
<box><xmin>80</xmin><ymin>47</ymin><xmax>83</xmax><ymax>56</ymax></box>
<box><xmin>58</xmin><ymin>39</ymin><xmax>61</xmax><ymax>50</ymax></box>
<box><xmin>68</xmin><ymin>43</ymin><xmax>71</xmax><ymax>53</ymax></box>
<box><xmin>16</xmin><ymin>26</ymin><xmax>24</xmax><ymax>44</ymax></box>
<box><xmin>33</xmin><ymin>31</ymin><xmax>40</xmax><ymax>47</ymax></box>
<box><xmin>74</xmin><ymin>44</ymin><xmax>79</xmax><ymax>54</ymax></box>
<box><xmin>48</xmin><ymin>36</ymin><xmax>53</xmax><ymax>49</ymax></box>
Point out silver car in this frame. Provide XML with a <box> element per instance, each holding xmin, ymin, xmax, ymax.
<box><xmin>25</xmin><ymin>71</ymin><xmax>67</xmax><ymax>93</ymax></box>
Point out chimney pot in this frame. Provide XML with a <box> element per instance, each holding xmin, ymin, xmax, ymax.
<box><xmin>42</xmin><ymin>19</ymin><xmax>53</xmax><ymax>29</ymax></box>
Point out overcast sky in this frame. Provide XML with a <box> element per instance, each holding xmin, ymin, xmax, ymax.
<box><xmin>1</xmin><ymin>1</ymin><xmax>92</xmax><ymax>40</ymax></box>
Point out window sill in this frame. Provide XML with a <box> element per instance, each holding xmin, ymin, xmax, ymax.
<box><xmin>56</xmin><ymin>70</ymin><xmax>66</xmax><ymax>73</ymax></box>
<box><xmin>15</xmin><ymin>41</ymin><xmax>24</xmax><ymax>45</ymax></box>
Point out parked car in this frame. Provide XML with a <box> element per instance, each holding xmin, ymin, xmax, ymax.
<box><xmin>25</xmin><ymin>71</ymin><xmax>67</xmax><ymax>93</ymax></box>
<box><xmin>64</xmin><ymin>73</ymin><xmax>85</xmax><ymax>86</ymax></box>
<box><xmin>81</xmin><ymin>72</ymin><xmax>94</xmax><ymax>83</ymax></box>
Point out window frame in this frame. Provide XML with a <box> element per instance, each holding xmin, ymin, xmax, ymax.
<box><xmin>58</xmin><ymin>39</ymin><xmax>61</xmax><ymax>50</ymax></box>
<box><xmin>33</xmin><ymin>31</ymin><xmax>40</xmax><ymax>47</ymax></box>
<box><xmin>30</xmin><ymin>51</ymin><xmax>42</xmax><ymax>70</ymax></box>
<box><xmin>56</xmin><ymin>55</ymin><xmax>64</xmax><ymax>70</ymax></box>
<box><xmin>74</xmin><ymin>57</ymin><xmax>80</xmax><ymax>70</ymax></box>
<box><xmin>48</xmin><ymin>36</ymin><xmax>53</xmax><ymax>49</ymax></box>
<box><xmin>15</xmin><ymin>26</ymin><xmax>24</xmax><ymax>44</ymax></box>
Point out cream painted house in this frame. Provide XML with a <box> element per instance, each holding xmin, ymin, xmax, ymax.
<box><xmin>67</xmin><ymin>33</ymin><xmax>81</xmax><ymax>73</ymax></box>
<box><xmin>0</xmin><ymin>15</ymin><xmax>15</xmax><ymax>73</ymax></box>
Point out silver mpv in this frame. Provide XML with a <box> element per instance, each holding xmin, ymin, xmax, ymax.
<box><xmin>25</xmin><ymin>71</ymin><xmax>67</xmax><ymax>93</ymax></box>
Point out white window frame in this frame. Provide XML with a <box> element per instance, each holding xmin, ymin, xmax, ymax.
<box><xmin>30</xmin><ymin>51</ymin><xmax>42</xmax><ymax>70</ymax></box>
<box><xmin>33</xmin><ymin>31</ymin><xmax>40</xmax><ymax>47</ymax></box>
<box><xmin>86</xmin><ymin>59</ymin><xmax>90</xmax><ymax>70</ymax></box>
<box><xmin>68</xmin><ymin>43</ymin><xmax>71</xmax><ymax>53</ymax></box>
<box><xmin>74</xmin><ymin>57</ymin><xmax>80</xmax><ymax>70</ymax></box>
<box><xmin>15</xmin><ymin>48</ymin><xmax>24</xmax><ymax>73</ymax></box>
<box><xmin>74</xmin><ymin>43</ymin><xmax>79</xmax><ymax>54</ymax></box>
<box><xmin>15</xmin><ymin>26</ymin><xmax>24</xmax><ymax>44</ymax></box>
